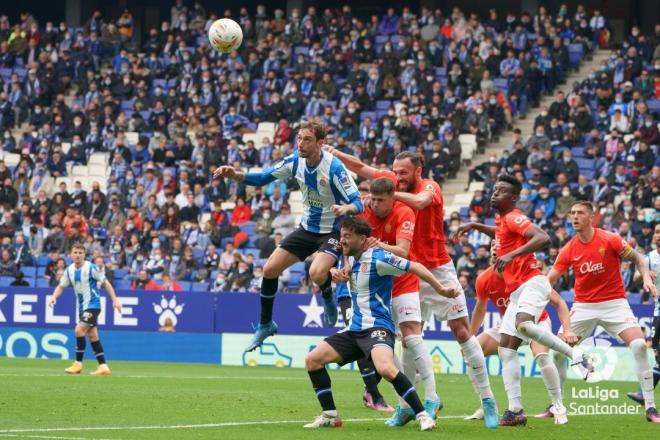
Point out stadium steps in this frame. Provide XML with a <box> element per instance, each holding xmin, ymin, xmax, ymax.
<box><xmin>441</xmin><ymin>49</ymin><xmax>611</xmax><ymax>217</ymax></box>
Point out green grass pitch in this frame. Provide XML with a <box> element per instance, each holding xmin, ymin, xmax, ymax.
<box><xmin>0</xmin><ymin>357</ymin><xmax>656</xmax><ymax>439</ymax></box>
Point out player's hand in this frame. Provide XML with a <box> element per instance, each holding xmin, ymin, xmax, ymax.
<box><xmin>330</xmin><ymin>267</ymin><xmax>349</xmax><ymax>283</ymax></box>
<box><xmin>213</xmin><ymin>166</ymin><xmax>238</xmax><ymax>180</ymax></box>
<box><xmin>643</xmin><ymin>275</ymin><xmax>658</xmax><ymax>298</ymax></box>
<box><xmin>494</xmin><ymin>252</ymin><xmax>514</xmax><ymax>273</ymax></box>
<box><xmin>323</xmin><ymin>144</ymin><xmax>337</xmax><ymax>156</ymax></box>
<box><xmin>456</xmin><ymin>222</ymin><xmax>475</xmax><ymax>235</ymax></box>
<box><xmin>561</xmin><ymin>330</ymin><xmax>579</xmax><ymax>346</ymax></box>
<box><xmin>438</xmin><ymin>285</ymin><xmax>461</xmax><ymax>298</ymax></box>
<box><xmin>331</xmin><ymin>204</ymin><xmax>353</xmax><ymax>216</ymax></box>
<box><xmin>364</xmin><ymin>237</ymin><xmax>380</xmax><ymax>249</ymax></box>
<box><xmin>113</xmin><ymin>299</ymin><xmax>122</xmax><ymax>313</ymax></box>
<box><xmin>48</xmin><ymin>297</ymin><xmax>56</xmax><ymax>308</ymax></box>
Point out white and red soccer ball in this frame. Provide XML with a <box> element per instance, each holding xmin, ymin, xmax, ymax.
<box><xmin>208</xmin><ymin>18</ymin><xmax>243</xmax><ymax>53</ymax></box>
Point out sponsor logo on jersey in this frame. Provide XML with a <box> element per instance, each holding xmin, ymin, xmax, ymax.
<box><xmin>338</xmin><ymin>172</ymin><xmax>351</xmax><ymax>188</ymax></box>
<box><xmin>598</xmin><ymin>245</ymin><xmax>606</xmax><ymax>257</ymax></box>
<box><xmin>401</xmin><ymin>220</ymin><xmax>413</xmax><ymax>232</ymax></box>
<box><xmin>384</xmin><ymin>223</ymin><xmax>392</xmax><ymax>233</ymax></box>
<box><xmin>306</xmin><ymin>191</ymin><xmax>324</xmax><ymax>208</ymax></box>
<box><xmin>385</xmin><ymin>254</ymin><xmax>406</xmax><ymax>270</ymax></box>
<box><xmin>579</xmin><ymin>261</ymin><xmax>605</xmax><ymax>274</ymax></box>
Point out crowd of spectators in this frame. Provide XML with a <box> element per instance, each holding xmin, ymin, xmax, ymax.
<box><xmin>0</xmin><ymin>4</ymin><xmax>657</xmax><ymax>299</ymax></box>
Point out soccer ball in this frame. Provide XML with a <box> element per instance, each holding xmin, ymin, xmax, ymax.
<box><xmin>208</xmin><ymin>18</ymin><xmax>243</xmax><ymax>54</ymax></box>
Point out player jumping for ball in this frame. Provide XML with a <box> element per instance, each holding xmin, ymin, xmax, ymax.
<box><xmin>214</xmin><ymin>122</ymin><xmax>363</xmax><ymax>352</ymax></box>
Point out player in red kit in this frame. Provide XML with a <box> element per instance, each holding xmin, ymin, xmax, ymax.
<box><xmin>459</xmin><ymin>174</ymin><xmax>590</xmax><ymax>427</ymax></box>
<box><xmin>547</xmin><ymin>201</ymin><xmax>660</xmax><ymax>423</ymax></box>
<box><xmin>327</xmin><ymin>148</ymin><xmax>499</xmax><ymax>429</ymax></box>
<box><xmin>468</xmin><ymin>265</ymin><xmax>573</xmax><ymax>424</ymax></box>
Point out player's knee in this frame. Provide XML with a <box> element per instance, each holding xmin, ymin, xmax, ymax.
<box><xmin>304</xmin><ymin>352</ymin><xmax>321</xmax><ymax>371</ymax></box>
<box><xmin>629</xmin><ymin>338</ymin><xmax>647</xmax><ymax>359</ymax></box>
<box><xmin>308</xmin><ymin>266</ymin><xmax>327</xmax><ymax>285</ymax></box>
<box><xmin>375</xmin><ymin>363</ymin><xmax>397</xmax><ymax>381</ymax></box>
<box><xmin>262</xmin><ymin>262</ymin><xmax>283</xmax><ymax>279</ymax></box>
<box><xmin>516</xmin><ymin>320</ymin><xmax>534</xmax><ymax>336</ymax></box>
<box><xmin>449</xmin><ymin>320</ymin><xmax>472</xmax><ymax>342</ymax></box>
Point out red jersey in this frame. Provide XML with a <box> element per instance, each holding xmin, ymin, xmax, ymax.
<box><xmin>476</xmin><ymin>266</ymin><xmax>548</xmax><ymax>320</ymax></box>
<box><xmin>494</xmin><ymin>209</ymin><xmax>543</xmax><ymax>293</ymax></box>
<box><xmin>553</xmin><ymin>228</ymin><xmax>632</xmax><ymax>303</ymax></box>
<box><xmin>375</xmin><ymin>170</ymin><xmax>451</xmax><ymax>268</ymax></box>
<box><xmin>360</xmin><ymin>201</ymin><xmax>419</xmax><ymax>296</ymax></box>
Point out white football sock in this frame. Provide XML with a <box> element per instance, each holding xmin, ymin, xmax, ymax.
<box><xmin>404</xmin><ymin>335</ymin><xmax>438</xmax><ymax>401</ymax></box>
<box><xmin>552</xmin><ymin>349</ymin><xmax>568</xmax><ymax>388</ymax></box>
<box><xmin>630</xmin><ymin>338</ymin><xmax>656</xmax><ymax>410</ymax></box>
<box><xmin>517</xmin><ymin>320</ymin><xmax>575</xmax><ymax>360</ymax></box>
<box><xmin>461</xmin><ymin>336</ymin><xmax>493</xmax><ymax>399</ymax></box>
<box><xmin>499</xmin><ymin>346</ymin><xmax>523</xmax><ymax>412</ymax></box>
<box><xmin>535</xmin><ymin>352</ymin><xmax>563</xmax><ymax>407</ymax></box>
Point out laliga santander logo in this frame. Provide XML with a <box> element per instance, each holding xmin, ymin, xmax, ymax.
<box><xmin>571</xmin><ymin>336</ymin><xmax>618</xmax><ymax>383</ymax></box>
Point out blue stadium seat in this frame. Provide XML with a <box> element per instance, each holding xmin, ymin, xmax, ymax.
<box><xmin>113</xmin><ymin>269</ymin><xmax>128</xmax><ymax>280</ymax></box>
<box><xmin>35</xmin><ymin>255</ymin><xmax>51</xmax><ymax>267</ymax></box>
<box><xmin>360</xmin><ymin>111</ymin><xmax>377</xmax><ymax>121</ymax></box>
<box><xmin>243</xmin><ymin>248</ymin><xmax>260</xmax><ymax>258</ymax></box>
<box><xmin>459</xmin><ymin>207</ymin><xmax>469</xmax><ymax>218</ymax></box>
<box><xmin>192</xmin><ymin>282</ymin><xmax>208</xmax><ymax>292</ymax></box>
<box><xmin>560</xmin><ymin>291</ymin><xmax>574</xmax><ymax>302</ymax></box>
<box><xmin>293</xmin><ymin>46</ymin><xmax>308</xmax><ymax>57</ymax></box>
<box><xmin>21</xmin><ymin>267</ymin><xmax>37</xmax><ymax>278</ymax></box>
<box><xmin>390</xmin><ymin>35</ymin><xmax>403</xmax><ymax>45</ymax></box>
<box><xmin>291</xmin><ymin>261</ymin><xmax>306</xmax><ymax>273</ymax></box>
<box><xmin>116</xmin><ymin>280</ymin><xmax>131</xmax><ymax>290</ymax></box>
<box><xmin>287</xmin><ymin>272</ymin><xmax>303</xmax><ymax>290</ymax></box>
<box><xmin>375</xmin><ymin>35</ymin><xmax>389</xmax><ymax>44</ymax></box>
<box><xmin>376</xmin><ymin>100</ymin><xmax>392</xmax><ymax>110</ymax></box>
<box><xmin>192</xmin><ymin>248</ymin><xmax>205</xmax><ymax>260</ymax></box>
<box><xmin>493</xmin><ymin>77</ymin><xmax>509</xmax><ymax>91</ymax></box>
<box><xmin>576</xmin><ymin>158</ymin><xmax>595</xmax><ymax>170</ymax></box>
<box><xmin>484</xmin><ymin>218</ymin><xmax>496</xmax><ymax>226</ymax></box>
<box><xmin>240</xmin><ymin>222</ymin><xmax>256</xmax><ymax>235</ymax></box>
<box><xmin>434</xmin><ymin>67</ymin><xmax>447</xmax><ymax>78</ymax></box>
<box><xmin>152</xmin><ymin>79</ymin><xmax>168</xmax><ymax>90</ymax></box>
<box><xmin>0</xmin><ymin>277</ymin><xmax>12</xmax><ymax>287</ymax></box>
<box><xmin>36</xmin><ymin>279</ymin><xmax>50</xmax><ymax>288</ymax></box>
<box><xmin>37</xmin><ymin>267</ymin><xmax>46</xmax><ymax>277</ymax></box>
<box><xmin>648</xmin><ymin>100</ymin><xmax>660</xmax><ymax>113</ymax></box>
<box><xmin>572</xmin><ymin>147</ymin><xmax>585</xmax><ymax>158</ymax></box>
<box><xmin>627</xmin><ymin>293</ymin><xmax>641</xmax><ymax>304</ymax></box>
<box><xmin>178</xmin><ymin>281</ymin><xmax>192</xmax><ymax>291</ymax></box>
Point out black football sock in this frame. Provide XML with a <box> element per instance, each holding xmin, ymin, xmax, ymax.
<box><xmin>319</xmin><ymin>276</ymin><xmax>333</xmax><ymax>300</ymax></box>
<box><xmin>390</xmin><ymin>371</ymin><xmax>425</xmax><ymax>414</ymax></box>
<box><xmin>338</xmin><ymin>297</ymin><xmax>351</xmax><ymax>323</ymax></box>
<box><xmin>90</xmin><ymin>340</ymin><xmax>106</xmax><ymax>364</ymax></box>
<box><xmin>358</xmin><ymin>357</ymin><xmax>384</xmax><ymax>401</ymax></box>
<box><xmin>260</xmin><ymin>277</ymin><xmax>279</xmax><ymax>324</ymax></box>
<box><xmin>308</xmin><ymin>368</ymin><xmax>336</xmax><ymax>411</ymax></box>
<box><xmin>75</xmin><ymin>337</ymin><xmax>86</xmax><ymax>362</ymax></box>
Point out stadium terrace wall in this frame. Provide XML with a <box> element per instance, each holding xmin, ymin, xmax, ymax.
<box><xmin>0</xmin><ymin>288</ymin><xmax>654</xmax><ymax>381</ymax></box>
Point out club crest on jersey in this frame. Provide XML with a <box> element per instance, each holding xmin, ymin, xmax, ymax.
<box><xmin>319</xmin><ymin>177</ymin><xmax>327</xmax><ymax>187</ymax></box>
<box><xmin>598</xmin><ymin>245</ymin><xmax>606</xmax><ymax>256</ymax></box>
<box><xmin>360</xmin><ymin>263</ymin><xmax>370</xmax><ymax>272</ymax></box>
<box><xmin>384</xmin><ymin>223</ymin><xmax>392</xmax><ymax>233</ymax></box>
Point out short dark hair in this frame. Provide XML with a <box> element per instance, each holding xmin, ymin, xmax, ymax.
<box><xmin>572</xmin><ymin>200</ymin><xmax>594</xmax><ymax>212</ymax></box>
<box><xmin>340</xmin><ymin>217</ymin><xmax>372</xmax><ymax>237</ymax></box>
<box><xmin>71</xmin><ymin>243</ymin><xmax>86</xmax><ymax>252</ymax></box>
<box><xmin>394</xmin><ymin>151</ymin><xmax>425</xmax><ymax>168</ymax></box>
<box><xmin>370</xmin><ymin>177</ymin><xmax>395</xmax><ymax>195</ymax></box>
<box><xmin>497</xmin><ymin>174</ymin><xmax>522</xmax><ymax>195</ymax></box>
<box><xmin>299</xmin><ymin>121</ymin><xmax>326</xmax><ymax>141</ymax></box>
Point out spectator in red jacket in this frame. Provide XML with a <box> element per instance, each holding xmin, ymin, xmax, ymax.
<box><xmin>273</xmin><ymin>119</ymin><xmax>292</xmax><ymax>145</ymax></box>
<box><xmin>231</xmin><ymin>198</ymin><xmax>252</xmax><ymax>225</ymax></box>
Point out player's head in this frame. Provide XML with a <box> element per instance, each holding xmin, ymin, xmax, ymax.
<box><xmin>369</xmin><ymin>177</ymin><xmax>395</xmax><ymax>219</ymax></box>
<box><xmin>392</xmin><ymin>152</ymin><xmax>424</xmax><ymax>193</ymax></box>
<box><xmin>569</xmin><ymin>201</ymin><xmax>595</xmax><ymax>233</ymax></box>
<box><xmin>71</xmin><ymin>244</ymin><xmax>85</xmax><ymax>265</ymax></box>
<box><xmin>491</xmin><ymin>174</ymin><xmax>521</xmax><ymax>212</ymax></box>
<box><xmin>653</xmin><ymin>223</ymin><xmax>660</xmax><ymax>247</ymax></box>
<box><xmin>340</xmin><ymin>217</ymin><xmax>372</xmax><ymax>257</ymax></box>
<box><xmin>297</xmin><ymin>121</ymin><xmax>326</xmax><ymax>158</ymax></box>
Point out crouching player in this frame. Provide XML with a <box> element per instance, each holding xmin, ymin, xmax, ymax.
<box><xmin>303</xmin><ymin>217</ymin><xmax>459</xmax><ymax>430</ymax></box>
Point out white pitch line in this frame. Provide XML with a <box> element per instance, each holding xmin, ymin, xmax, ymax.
<box><xmin>0</xmin><ymin>417</ymin><xmax>460</xmax><ymax>434</ymax></box>
<box><xmin>0</xmin><ymin>373</ymin><xmax>311</xmax><ymax>381</ymax></box>
<box><xmin>0</xmin><ymin>434</ymin><xmax>118</xmax><ymax>440</ymax></box>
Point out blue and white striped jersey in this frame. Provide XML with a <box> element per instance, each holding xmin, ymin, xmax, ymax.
<box><xmin>347</xmin><ymin>248</ymin><xmax>411</xmax><ymax>334</ymax></box>
<box><xmin>58</xmin><ymin>261</ymin><xmax>107</xmax><ymax>316</ymax></box>
<box><xmin>244</xmin><ymin>150</ymin><xmax>363</xmax><ymax>234</ymax></box>
<box><xmin>646</xmin><ymin>250</ymin><xmax>660</xmax><ymax>317</ymax></box>
<box><xmin>336</xmin><ymin>256</ymin><xmax>351</xmax><ymax>301</ymax></box>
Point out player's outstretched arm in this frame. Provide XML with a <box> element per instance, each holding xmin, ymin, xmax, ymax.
<box><xmin>626</xmin><ymin>250</ymin><xmax>658</xmax><ymax>298</ymax></box>
<box><xmin>408</xmin><ymin>262</ymin><xmax>459</xmax><ymax>298</ymax></box>
<box><xmin>457</xmin><ymin>222</ymin><xmax>497</xmax><ymax>238</ymax></box>
<box><xmin>103</xmin><ymin>280</ymin><xmax>123</xmax><ymax>312</ymax></box>
<box><xmin>548</xmin><ymin>289</ymin><xmax>577</xmax><ymax>345</ymax></box>
<box><xmin>494</xmin><ymin>223</ymin><xmax>550</xmax><ymax>273</ymax></box>
<box><xmin>325</xmin><ymin>145</ymin><xmax>379</xmax><ymax>180</ymax></box>
<box><xmin>48</xmin><ymin>286</ymin><xmax>65</xmax><ymax>307</ymax></box>
<box><xmin>546</xmin><ymin>267</ymin><xmax>563</xmax><ymax>287</ymax></box>
<box><xmin>393</xmin><ymin>190</ymin><xmax>433</xmax><ymax>211</ymax></box>
<box><xmin>365</xmin><ymin>237</ymin><xmax>411</xmax><ymax>259</ymax></box>
<box><xmin>213</xmin><ymin>165</ymin><xmax>245</xmax><ymax>182</ymax></box>
<box><xmin>469</xmin><ymin>298</ymin><xmax>488</xmax><ymax>336</ymax></box>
